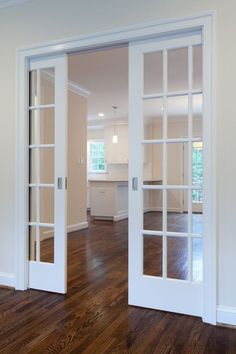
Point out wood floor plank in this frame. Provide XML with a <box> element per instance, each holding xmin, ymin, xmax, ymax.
<box><xmin>0</xmin><ymin>214</ymin><xmax>235</xmax><ymax>353</ymax></box>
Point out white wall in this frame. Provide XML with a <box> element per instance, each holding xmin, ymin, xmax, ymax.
<box><xmin>67</xmin><ymin>92</ymin><xmax>87</xmax><ymax>229</ymax></box>
<box><xmin>0</xmin><ymin>0</ymin><xmax>235</xmax><ymax>311</ymax></box>
<box><xmin>88</xmin><ymin>125</ymin><xmax>129</xmax><ymax>181</ymax></box>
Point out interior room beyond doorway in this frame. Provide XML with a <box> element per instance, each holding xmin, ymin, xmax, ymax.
<box><xmin>30</xmin><ymin>43</ymin><xmax>203</xmax><ymax>284</ymax></box>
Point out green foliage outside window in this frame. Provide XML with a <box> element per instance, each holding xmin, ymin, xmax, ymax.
<box><xmin>192</xmin><ymin>143</ymin><xmax>203</xmax><ymax>203</ymax></box>
<box><xmin>89</xmin><ymin>142</ymin><xmax>106</xmax><ymax>173</ymax></box>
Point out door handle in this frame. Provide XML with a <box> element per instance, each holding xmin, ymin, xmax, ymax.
<box><xmin>57</xmin><ymin>177</ymin><xmax>63</xmax><ymax>190</ymax></box>
<box><xmin>132</xmin><ymin>177</ymin><xmax>138</xmax><ymax>191</ymax></box>
<box><xmin>57</xmin><ymin>177</ymin><xmax>68</xmax><ymax>190</ymax></box>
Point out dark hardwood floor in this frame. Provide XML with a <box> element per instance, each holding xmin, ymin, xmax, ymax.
<box><xmin>0</xmin><ymin>213</ymin><xmax>235</xmax><ymax>353</ymax></box>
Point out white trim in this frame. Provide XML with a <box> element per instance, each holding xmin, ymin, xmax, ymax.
<box><xmin>144</xmin><ymin>207</ymin><xmax>182</xmax><ymax>213</ymax></box>
<box><xmin>41</xmin><ymin>221</ymin><xmax>89</xmax><ymax>240</ymax></box>
<box><xmin>217</xmin><ymin>306</ymin><xmax>236</xmax><ymax>327</ymax></box>
<box><xmin>201</xmin><ymin>12</ymin><xmax>217</xmax><ymax>325</ymax></box>
<box><xmin>41</xmin><ymin>70</ymin><xmax>91</xmax><ymax>97</ymax></box>
<box><xmin>68</xmin><ymin>81</ymin><xmax>91</xmax><ymax>98</ymax></box>
<box><xmin>67</xmin><ymin>222</ymin><xmax>88</xmax><ymax>233</ymax></box>
<box><xmin>17</xmin><ymin>11</ymin><xmax>215</xmax><ymax>55</ymax></box>
<box><xmin>114</xmin><ymin>210</ymin><xmax>128</xmax><ymax>222</ymax></box>
<box><xmin>0</xmin><ymin>0</ymin><xmax>32</xmax><ymax>9</ymax></box>
<box><xmin>0</xmin><ymin>272</ymin><xmax>15</xmax><ymax>288</ymax></box>
<box><xmin>15</xmin><ymin>11</ymin><xmax>216</xmax><ymax>324</ymax></box>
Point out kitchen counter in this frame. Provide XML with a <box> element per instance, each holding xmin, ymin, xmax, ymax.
<box><xmin>89</xmin><ymin>179</ymin><xmax>162</xmax><ymax>221</ymax></box>
<box><xmin>89</xmin><ymin>180</ymin><xmax>128</xmax><ymax>221</ymax></box>
<box><xmin>88</xmin><ymin>179</ymin><xmax>162</xmax><ymax>183</ymax></box>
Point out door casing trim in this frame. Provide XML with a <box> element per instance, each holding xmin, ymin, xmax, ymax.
<box><xmin>15</xmin><ymin>11</ymin><xmax>216</xmax><ymax>324</ymax></box>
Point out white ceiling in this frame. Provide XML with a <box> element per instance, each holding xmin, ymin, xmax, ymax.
<box><xmin>68</xmin><ymin>46</ymin><xmax>129</xmax><ymax>124</ymax></box>
<box><xmin>68</xmin><ymin>45</ymin><xmax>202</xmax><ymax>126</ymax></box>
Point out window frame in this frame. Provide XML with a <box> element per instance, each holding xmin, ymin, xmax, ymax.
<box><xmin>87</xmin><ymin>140</ymin><xmax>107</xmax><ymax>174</ymax></box>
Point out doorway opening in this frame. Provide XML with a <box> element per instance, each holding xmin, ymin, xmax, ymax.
<box><xmin>17</xmin><ymin>13</ymin><xmax>215</xmax><ymax>324</ymax></box>
<box><xmin>29</xmin><ymin>42</ymin><xmax>203</xmax><ymax>296</ymax></box>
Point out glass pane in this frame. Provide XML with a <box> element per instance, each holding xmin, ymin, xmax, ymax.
<box><xmin>40</xmin><ymin>188</ymin><xmax>54</xmax><ymax>224</ymax></box>
<box><xmin>29</xmin><ymin>226</ymin><xmax>36</xmax><ymax>261</ymax></box>
<box><xmin>29</xmin><ymin>110</ymin><xmax>37</xmax><ymax>145</ymax></box>
<box><xmin>40</xmin><ymin>148</ymin><xmax>55</xmax><ymax>184</ymax></box>
<box><xmin>29</xmin><ymin>187</ymin><xmax>37</xmax><ymax>222</ymax></box>
<box><xmin>192</xmin><ymin>142</ymin><xmax>203</xmax><ymax>188</ymax></box>
<box><xmin>40</xmin><ymin>227</ymin><xmax>54</xmax><ymax>263</ymax></box>
<box><xmin>143</xmin><ymin>190</ymin><xmax>163</xmax><ymax>231</ymax></box>
<box><xmin>29</xmin><ymin>149</ymin><xmax>37</xmax><ymax>184</ymax></box>
<box><xmin>167</xmin><ymin>236</ymin><xmax>188</xmax><ymax>280</ymax></box>
<box><xmin>192</xmin><ymin>210</ymin><xmax>203</xmax><ymax>235</ymax></box>
<box><xmin>167</xmin><ymin>143</ymin><xmax>188</xmax><ymax>185</ymax></box>
<box><xmin>168</xmin><ymin>47</ymin><xmax>188</xmax><ymax>92</ymax></box>
<box><xmin>143</xmin><ymin>143</ymin><xmax>162</xmax><ymax>183</ymax></box>
<box><xmin>192</xmin><ymin>237</ymin><xmax>203</xmax><ymax>282</ymax></box>
<box><xmin>144</xmin><ymin>51</ymin><xmax>163</xmax><ymax>95</ymax></box>
<box><xmin>40</xmin><ymin>68</ymin><xmax>55</xmax><ymax>105</ymax></box>
<box><xmin>143</xmin><ymin>235</ymin><xmax>162</xmax><ymax>276</ymax></box>
<box><xmin>29</xmin><ymin>70</ymin><xmax>37</xmax><ymax>107</ymax></box>
<box><xmin>30</xmin><ymin>148</ymin><xmax>55</xmax><ymax>184</ymax></box>
<box><xmin>167</xmin><ymin>190</ymin><xmax>188</xmax><ymax>233</ymax></box>
<box><xmin>193</xmin><ymin>94</ymin><xmax>202</xmax><ymax>138</ymax></box>
<box><xmin>30</xmin><ymin>108</ymin><xmax>55</xmax><ymax>145</ymax></box>
<box><xmin>167</xmin><ymin>95</ymin><xmax>188</xmax><ymax>139</ymax></box>
<box><xmin>143</xmin><ymin>98</ymin><xmax>163</xmax><ymax>140</ymax></box>
<box><xmin>193</xmin><ymin>45</ymin><xmax>202</xmax><ymax>90</ymax></box>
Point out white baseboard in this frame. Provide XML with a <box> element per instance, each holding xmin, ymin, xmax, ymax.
<box><xmin>96</xmin><ymin>207</ymin><xmax>183</xmax><ymax>222</ymax></box>
<box><xmin>0</xmin><ymin>272</ymin><xmax>15</xmax><ymax>288</ymax></box>
<box><xmin>217</xmin><ymin>306</ymin><xmax>236</xmax><ymax>326</ymax></box>
<box><xmin>144</xmin><ymin>207</ymin><xmax>182</xmax><ymax>213</ymax></box>
<box><xmin>42</xmin><ymin>221</ymin><xmax>89</xmax><ymax>239</ymax></box>
<box><xmin>68</xmin><ymin>221</ymin><xmax>88</xmax><ymax>233</ymax></box>
<box><xmin>114</xmin><ymin>210</ymin><xmax>128</xmax><ymax>222</ymax></box>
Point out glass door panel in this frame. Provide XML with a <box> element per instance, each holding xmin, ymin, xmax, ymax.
<box><xmin>28</xmin><ymin>55</ymin><xmax>67</xmax><ymax>294</ymax></box>
<box><xmin>129</xmin><ymin>32</ymin><xmax>203</xmax><ymax>317</ymax></box>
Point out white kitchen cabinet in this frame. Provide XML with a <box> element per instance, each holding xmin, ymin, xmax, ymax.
<box><xmin>89</xmin><ymin>180</ymin><xmax>128</xmax><ymax>221</ymax></box>
<box><xmin>104</xmin><ymin>124</ymin><xmax>128</xmax><ymax>164</ymax></box>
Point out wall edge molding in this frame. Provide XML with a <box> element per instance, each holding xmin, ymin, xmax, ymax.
<box><xmin>67</xmin><ymin>222</ymin><xmax>89</xmax><ymax>233</ymax></box>
<box><xmin>41</xmin><ymin>70</ymin><xmax>91</xmax><ymax>97</ymax></box>
<box><xmin>0</xmin><ymin>272</ymin><xmax>15</xmax><ymax>288</ymax></box>
<box><xmin>217</xmin><ymin>306</ymin><xmax>236</xmax><ymax>326</ymax></box>
<box><xmin>43</xmin><ymin>221</ymin><xmax>89</xmax><ymax>239</ymax></box>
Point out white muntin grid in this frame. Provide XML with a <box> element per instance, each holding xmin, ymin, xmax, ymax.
<box><xmin>28</xmin><ymin>69</ymin><xmax>55</xmax><ymax>262</ymax></box>
<box><xmin>142</xmin><ymin>45</ymin><xmax>203</xmax><ymax>282</ymax></box>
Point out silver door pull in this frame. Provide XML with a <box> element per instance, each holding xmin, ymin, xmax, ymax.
<box><xmin>132</xmin><ymin>177</ymin><xmax>138</xmax><ymax>191</ymax></box>
<box><xmin>65</xmin><ymin>177</ymin><xmax>68</xmax><ymax>190</ymax></box>
<box><xmin>57</xmin><ymin>177</ymin><xmax>63</xmax><ymax>190</ymax></box>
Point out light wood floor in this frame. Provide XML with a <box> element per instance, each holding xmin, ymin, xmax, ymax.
<box><xmin>0</xmin><ymin>213</ymin><xmax>235</xmax><ymax>353</ymax></box>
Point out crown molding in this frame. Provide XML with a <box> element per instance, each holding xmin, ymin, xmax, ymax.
<box><xmin>68</xmin><ymin>80</ymin><xmax>91</xmax><ymax>97</ymax></box>
<box><xmin>0</xmin><ymin>0</ymin><xmax>32</xmax><ymax>9</ymax></box>
<box><xmin>41</xmin><ymin>70</ymin><xmax>91</xmax><ymax>98</ymax></box>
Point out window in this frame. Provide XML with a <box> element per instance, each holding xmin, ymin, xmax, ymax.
<box><xmin>192</xmin><ymin>142</ymin><xmax>203</xmax><ymax>203</ymax></box>
<box><xmin>88</xmin><ymin>141</ymin><xmax>107</xmax><ymax>173</ymax></box>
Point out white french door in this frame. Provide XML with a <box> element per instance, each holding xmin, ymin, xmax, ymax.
<box><xmin>129</xmin><ymin>32</ymin><xmax>204</xmax><ymax>316</ymax></box>
<box><xmin>28</xmin><ymin>55</ymin><xmax>68</xmax><ymax>293</ymax></box>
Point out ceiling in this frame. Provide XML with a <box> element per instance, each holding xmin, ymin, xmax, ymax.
<box><xmin>68</xmin><ymin>45</ymin><xmax>202</xmax><ymax>127</ymax></box>
<box><xmin>68</xmin><ymin>46</ymin><xmax>129</xmax><ymax>124</ymax></box>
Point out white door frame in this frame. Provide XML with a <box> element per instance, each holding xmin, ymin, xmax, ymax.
<box><xmin>15</xmin><ymin>12</ymin><xmax>216</xmax><ymax>324</ymax></box>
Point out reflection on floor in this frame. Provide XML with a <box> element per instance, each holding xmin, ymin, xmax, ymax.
<box><xmin>144</xmin><ymin>211</ymin><xmax>203</xmax><ymax>234</ymax></box>
<box><xmin>144</xmin><ymin>211</ymin><xmax>203</xmax><ymax>281</ymax></box>
<box><xmin>40</xmin><ymin>211</ymin><xmax>203</xmax><ymax>281</ymax></box>
<box><xmin>0</xmin><ymin>213</ymin><xmax>234</xmax><ymax>353</ymax></box>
